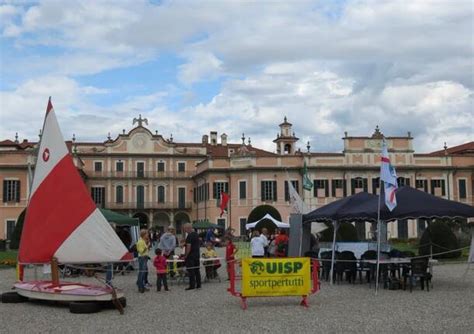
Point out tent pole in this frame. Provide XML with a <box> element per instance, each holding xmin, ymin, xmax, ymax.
<box><xmin>330</xmin><ymin>221</ymin><xmax>338</xmax><ymax>285</ymax></box>
<box><xmin>375</xmin><ymin>184</ymin><xmax>382</xmax><ymax>295</ymax></box>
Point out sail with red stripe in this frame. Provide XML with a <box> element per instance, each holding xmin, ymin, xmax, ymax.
<box><xmin>19</xmin><ymin>98</ymin><xmax>130</xmax><ymax>264</ymax></box>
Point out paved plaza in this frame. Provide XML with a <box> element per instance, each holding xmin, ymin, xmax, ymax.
<box><xmin>1</xmin><ymin>250</ymin><xmax>473</xmax><ymax>334</ymax></box>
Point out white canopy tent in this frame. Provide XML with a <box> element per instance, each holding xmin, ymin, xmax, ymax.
<box><xmin>245</xmin><ymin>213</ymin><xmax>290</xmax><ymax>230</ymax></box>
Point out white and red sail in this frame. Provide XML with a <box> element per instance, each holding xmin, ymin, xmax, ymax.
<box><xmin>19</xmin><ymin>98</ymin><xmax>130</xmax><ymax>264</ymax></box>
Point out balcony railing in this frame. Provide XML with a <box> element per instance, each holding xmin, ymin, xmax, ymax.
<box><xmin>86</xmin><ymin>171</ymin><xmax>194</xmax><ymax>179</ymax></box>
<box><xmin>104</xmin><ymin>201</ymin><xmax>193</xmax><ymax>210</ymax></box>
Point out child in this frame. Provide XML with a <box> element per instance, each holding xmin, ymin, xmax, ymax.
<box><xmin>225</xmin><ymin>236</ymin><xmax>238</xmax><ymax>280</ymax></box>
<box><xmin>153</xmin><ymin>249</ymin><xmax>169</xmax><ymax>292</ymax></box>
<box><xmin>202</xmin><ymin>242</ymin><xmax>220</xmax><ymax>279</ymax></box>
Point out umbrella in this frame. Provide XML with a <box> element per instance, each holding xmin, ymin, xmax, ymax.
<box><xmin>99</xmin><ymin>208</ymin><xmax>139</xmax><ymax>226</ymax></box>
<box><xmin>246</xmin><ymin>213</ymin><xmax>290</xmax><ymax>230</ymax></box>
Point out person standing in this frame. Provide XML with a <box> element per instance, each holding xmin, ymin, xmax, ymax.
<box><xmin>153</xmin><ymin>248</ymin><xmax>169</xmax><ymax>292</ymax></box>
<box><xmin>274</xmin><ymin>229</ymin><xmax>289</xmax><ymax>257</ymax></box>
<box><xmin>225</xmin><ymin>236</ymin><xmax>238</xmax><ymax>280</ymax></box>
<box><xmin>158</xmin><ymin>226</ymin><xmax>177</xmax><ymax>277</ymax></box>
<box><xmin>183</xmin><ymin>223</ymin><xmax>201</xmax><ymax>290</ymax></box>
<box><xmin>260</xmin><ymin>228</ymin><xmax>269</xmax><ymax>257</ymax></box>
<box><xmin>136</xmin><ymin>229</ymin><xmax>150</xmax><ymax>293</ymax></box>
<box><xmin>250</xmin><ymin>230</ymin><xmax>266</xmax><ymax>258</ymax></box>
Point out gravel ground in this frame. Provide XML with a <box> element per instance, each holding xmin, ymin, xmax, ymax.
<box><xmin>1</xmin><ymin>249</ymin><xmax>473</xmax><ymax>334</ymax></box>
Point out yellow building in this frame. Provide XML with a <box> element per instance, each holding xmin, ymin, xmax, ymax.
<box><xmin>1</xmin><ymin>117</ymin><xmax>473</xmax><ymax>241</ymax></box>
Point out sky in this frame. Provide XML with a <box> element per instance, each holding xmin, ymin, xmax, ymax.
<box><xmin>0</xmin><ymin>0</ymin><xmax>473</xmax><ymax>153</ymax></box>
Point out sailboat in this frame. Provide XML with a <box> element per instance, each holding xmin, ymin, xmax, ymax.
<box><xmin>3</xmin><ymin>98</ymin><xmax>131</xmax><ymax>313</ymax></box>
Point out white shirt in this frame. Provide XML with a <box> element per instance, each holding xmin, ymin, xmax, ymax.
<box><xmin>251</xmin><ymin>236</ymin><xmax>266</xmax><ymax>256</ymax></box>
<box><xmin>260</xmin><ymin>234</ymin><xmax>269</xmax><ymax>247</ymax></box>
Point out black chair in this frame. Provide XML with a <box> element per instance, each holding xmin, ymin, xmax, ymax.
<box><xmin>320</xmin><ymin>251</ymin><xmax>339</xmax><ymax>282</ymax></box>
<box><xmin>404</xmin><ymin>258</ymin><xmax>432</xmax><ymax>292</ymax></box>
<box><xmin>336</xmin><ymin>251</ymin><xmax>357</xmax><ymax>284</ymax></box>
<box><xmin>358</xmin><ymin>250</ymin><xmax>377</xmax><ymax>283</ymax></box>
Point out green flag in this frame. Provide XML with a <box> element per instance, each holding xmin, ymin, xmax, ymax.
<box><xmin>303</xmin><ymin>161</ymin><xmax>313</xmax><ymax>191</ymax></box>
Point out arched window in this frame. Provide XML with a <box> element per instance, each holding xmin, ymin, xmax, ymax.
<box><xmin>116</xmin><ymin>185</ymin><xmax>123</xmax><ymax>203</ymax></box>
<box><xmin>157</xmin><ymin>185</ymin><xmax>165</xmax><ymax>203</ymax></box>
<box><xmin>284</xmin><ymin>144</ymin><xmax>291</xmax><ymax>154</ymax></box>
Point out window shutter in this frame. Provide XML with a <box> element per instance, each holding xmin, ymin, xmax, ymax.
<box><xmin>15</xmin><ymin>181</ymin><xmax>21</xmax><ymax>202</ymax></box>
<box><xmin>351</xmin><ymin>179</ymin><xmax>355</xmax><ymax>195</ymax></box>
<box><xmin>273</xmin><ymin>181</ymin><xmax>277</xmax><ymax>201</ymax></box>
<box><xmin>405</xmin><ymin>178</ymin><xmax>410</xmax><ymax>186</ymax></box>
<box><xmin>213</xmin><ymin>183</ymin><xmax>217</xmax><ymax>199</ymax></box>
<box><xmin>324</xmin><ymin>180</ymin><xmax>329</xmax><ymax>197</ymax></box>
<box><xmin>225</xmin><ymin>182</ymin><xmax>229</xmax><ymax>194</ymax></box>
<box><xmin>343</xmin><ymin>180</ymin><xmax>347</xmax><ymax>197</ymax></box>
<box><xmin>459</xmin><ymin>180</ymin><xmax>467</xmax><ymax>199</ymax></box>
<box><xmin>372</xmin><ymin>179</ymin><xmax>377</xmax><ymax>194</ymax></box>
<box><xmin>441</xmin><ymin>180</ymin><xmax>446</xmax><ymax>196</ymax></box>
<box><xmin>331</xmin><ymin>180</ymin><xmax>336</xmax><ymax>197</ymax></box>
<box><xmin>430</xmin><ymin>180</ymin><xmax>435</xmax><ymax>195</ymax></box>
<box><xmin>284</xmin><ymin>181</ymin><xmax>289</xmax><ymax>201</ymax></box>
<box><xmin>423</xmin><ymin>181</ymin><xmax>428</xmax><ymax>192</ymax></box>
<box><xmin>261</xmin><ymin>181</ymin><xmax>265</xmax><ymax>201</ymax></box>
<box><xmin>313</xmin><ymin>180</ymin><xmax>317</xmax><ymax>197</ymax></box>
<box><xmin>294</xmin><ymin>181</ymin><xmax>299</xmax><ymax>194</ymax></box>
<box><xmin>3</xmin><ymin>181</ymin><xmax>7</xmax><ymax>202</ymax></box>
<box><xmin>363</xmin><ymin>178</ymin><xmax>368</xmax><ymax>193</ymax></box>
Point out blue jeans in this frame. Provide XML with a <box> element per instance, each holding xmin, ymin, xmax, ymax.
<box><xmin>137</xmin><ymin>256</ymin><xmax>147</xmax><ymax>290</ymax></box>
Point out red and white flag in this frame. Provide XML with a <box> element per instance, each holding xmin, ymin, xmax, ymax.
<box><xmin>19</xmin><ymin>98</ymin><xmax>130</xmax><ymax>264</ymax></box>
<box><xmin>380</xmin><ymin>140</ymin><xmax>398</xmax><ymax>211</ymax></box>
<box><xmin>220</xmin><ymin>192</ymin><xmax>230</xmax><ymax>217</ymax></box>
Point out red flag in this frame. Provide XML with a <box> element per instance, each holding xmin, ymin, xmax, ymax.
<box><xmin>220</xmin><ymin>192</ymin><xmax>230</xmax><ymax>217</ymax></box>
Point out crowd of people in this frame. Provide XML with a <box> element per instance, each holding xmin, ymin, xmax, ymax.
<box><xmin>250</xmin><ymin>228</ymin><xmax>289</xmax><ymax>258</ymax></box>
<box><xmin>132</xmin><ymin>224</ymin><xmax>238</xmax><ymax>293</ymax></box>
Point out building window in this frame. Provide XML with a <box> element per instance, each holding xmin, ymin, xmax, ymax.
<box><xmin>332</xmin><ymin>179</ymin><xmax>345</xmax><ymax>197</ymax></box>
<box><xmin>157</xmin><ymin>162</ymin><xmax>165</xmax><ymax>172</ymax></box>
<box><xmin>178</xmin><ymin>162</ymin><xmax>185</xmax><ymax>172</ymax></box>
<box><xmin>372</xmin><ymin>177</ymin><xmax>380</xmax><ymax>194</ymax></box>
<box><xmin>415</xmin><ymin>179</ymin><xmax>428</xmax><ymax>192</ymax></box>
<box><xmin>91</xmin><ymin>187</ymin><xmax>105</xmax><ymax>208</ymax></box>
<box><xmin>397</xmin><ymin>219</ymin><xmax>408</xmax><ymax>240</ymax></box>
<box><xmin>115</xmin><ymin>161</ymin><xmax>124</xmax><ymax>172</ymax></box>
<box><xmin>431</xmin><ymin>179</ymin><xmax>446</xmax><ymax>196</ymax></box>
<box><xmin>313</xmin><ymin>179</ymin><xmax>329</xmax><ymax>198</ymax></box>
<box><xmin>284</xmin><ymin>180</ymin><xmax>299</xmax><ymax>201</ymax></box>
<box><xmin>239</xmin><ymin>218</ymin><xmax>247</xmax><ymax>237</ymax></box>
<box><xmin>261</xmin><ymin>181</ymin><xmax>277</xmax><ymax>202</ymax></box>
<box><xmin>397</xmin><ymin>177</ymin><xmax>410</xmax><ymax>187</ymax></box>
<box><xmin>2</xmin><ymin>180</ymin><xmax>20</xmax><ymax>202</ymax></box>
<box><xmin>158</xmin><ymin>185</ymin><xmax>165</xmax><ymax>203</ymax></box>
<box><xmin>5</xmin><ymin>220</ymin><xmax>16</xmax><ymax>240</ymax></box>
<box><xmin>458</xmin><ymin>179</ymin><xmax>467</xmax><ymax>199</ymax></box>
<box><xmin>351</xmin><ymin>177</ymin><xmax>367</xmax><ymax>194</ymax></box>
<box><xmin>239</xmin><ymin>181</ymin><xmax>247</xmax><ymax>200</ymax></box>
<box><xmin>94</xmin><ymin>161</ymin><xmax>103</xmax><ymax>172</ymax></box>
<box><xmin>115</xmin><ymin>185</ymin><xmax>123</xmax><ymax>203</ymax></box>
<box><xmin>178</xmin><ymin>187</ymin><xmax>186</xmax><ymax>209</ymax></box>
<box><xmin>213</xmin><ymin>182</ymin><xmax>229</xmax><ymax>199</ymax></box>
<box><xmin>217</xmin><ymin>218</ymin><xmax>226</xmax><ymax>230</ymax></box>
<box><xmin>136</xmin><ymin>162</ymin><xmax>145</xmax><ymax>178</ymax></box>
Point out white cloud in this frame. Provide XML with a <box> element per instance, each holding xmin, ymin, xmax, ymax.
<box><xmin>1</xmin><ymin>0</ymin><xmax>473</xmax><ymax>153</ymax></box>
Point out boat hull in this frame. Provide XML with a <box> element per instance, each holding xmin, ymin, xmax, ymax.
<box><xmin>14</xmin><ymin>281</ymin><xmax>124</xmax><ymax>302</ymax></box>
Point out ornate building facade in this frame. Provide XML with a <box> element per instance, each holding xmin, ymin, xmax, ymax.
<box><xmin>1</xmin><ymin>116</ymin><xmax>473</xmax><ymax>241</ymax></box>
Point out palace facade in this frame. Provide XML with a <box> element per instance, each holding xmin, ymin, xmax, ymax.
<box><xmin>1</xmin><ymin>116</ymin><xmax>473</xmax><ymax>241</ymax></box>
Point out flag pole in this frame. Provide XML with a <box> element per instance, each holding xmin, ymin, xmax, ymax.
<box><xmin>375</xmin><ymin>182</ymin><xmax>382</xmax><ymax>295</ymax></box>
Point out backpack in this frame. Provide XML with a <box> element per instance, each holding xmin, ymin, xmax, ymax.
<box><xmin>129</xmin><ymin>243</ymin><xmax>137</xmax><ymax>253</ymax></box>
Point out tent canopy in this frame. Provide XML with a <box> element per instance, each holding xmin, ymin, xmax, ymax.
<box><xmin>303</xmin><ymin>192</ymin><xmax>378</xmax><ymax>223</ymax></box>
<box><xmin>303</xmin><ymin>187</ymin><xmax>474</xmax><ymax>224</ymax></box>
<box><xmin>193</xmin><ymin>221</ymin><xmax>224</xmax><ymax>229</ymax></box>
<box><xmin>99</xmin><ymin>208</ymin><xmax>139</xmax><ymax>226</ymax></box>
<box><xmin>246</xmin><ymin>213</ymin><xmax>290</xmax><ymax>230</ymax></box>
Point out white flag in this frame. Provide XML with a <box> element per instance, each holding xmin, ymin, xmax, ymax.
<box><xmin>288</xmin><ymin>180</ymin><xmax>309</xmax><ymax>214</ymax></box>
<box><xmin>380</xmin><ymin>139</ymin><xmax>398</xmax><ymax>211</ymax></box>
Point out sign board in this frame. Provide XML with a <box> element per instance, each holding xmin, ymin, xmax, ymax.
<box><xmin>241</xmin><ymin>258</ymin><xmax>311</xmax><ymax>297</ymax></box>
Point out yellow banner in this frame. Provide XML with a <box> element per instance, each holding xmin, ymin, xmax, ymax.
<box><xmin>241</xmin><ymin>257</ymin><xmax>311</xmax><ymax>297</ymax></box>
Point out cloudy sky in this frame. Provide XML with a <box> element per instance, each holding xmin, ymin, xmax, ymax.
<box><xmin>0</xmin><ymin>0</ymin><xmax>472</xmax><ymax>153</ymax></box>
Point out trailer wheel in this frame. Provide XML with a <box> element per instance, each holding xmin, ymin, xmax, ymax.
<box><xmin>101</xmin><ymin>297</ymin><xmax>127</xmax><ymax>309</ymax></box>
<box><xmin>1</xmin><ymin>292</ymin><xmax>28</xmax><ymax>303</ymax></box>
<box><xmin>69</xmin><ymin>302</ymin><xmax>101</xmax><ymax>314</ymax></box>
